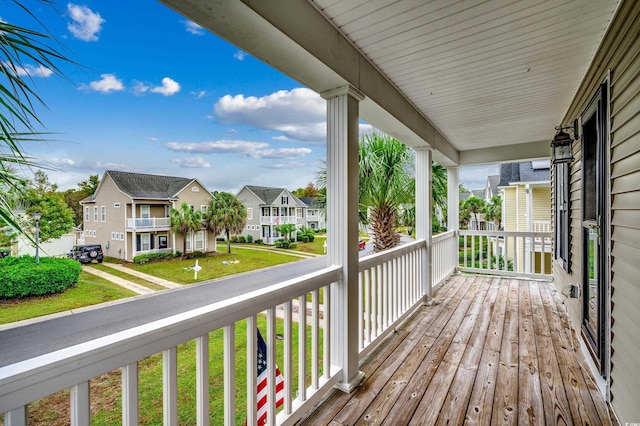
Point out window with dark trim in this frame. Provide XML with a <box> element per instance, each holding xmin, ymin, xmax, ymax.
<box><xmin>555</xmin><ymin>162</ymin><xmax>571</xmax><ymax>272</ymax></box>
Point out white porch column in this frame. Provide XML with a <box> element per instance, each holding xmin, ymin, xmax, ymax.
<box><xmin>323</xmin><ymin>85</ymin><xmax>365</xmax><ymax>393</ymax></box>
<box><xmin>131</xmin><ymin>202</ymin><xmax>137</xmax><ymax>260</ymax></box>
<box><xmin>415</xmin><ymin>148</ymin><xmax>433</xmax><ymax>302</ymax></box>
<box><xmin>447</xmin><ymin>167</ymin><xmax>459</xmax><ymax>272</ymax></box>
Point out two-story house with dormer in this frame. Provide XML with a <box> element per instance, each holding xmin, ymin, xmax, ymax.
<box><xmin>237</xmin><ymin>185</ymin><xmax>307</xmax><ymax>244</ymax></box>
<box><xmin>80</xmin><ymin>170</ymin><xmax>215</xmax><ymax>261</ymax></box>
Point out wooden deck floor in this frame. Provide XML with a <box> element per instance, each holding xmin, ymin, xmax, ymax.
<box><xmin>301</xmin><ymin>275</ymin><xmax>614</xmax><ymax>425</ymax></box>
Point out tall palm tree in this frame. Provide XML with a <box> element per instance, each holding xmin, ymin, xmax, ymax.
<box><xmin>359</xmin><ymin>132</ymin><xmax>414</xmax><ymax>252</ymax></box>
<box><xmin>1</xmin><ymin>2</ymin><xmax>72</xmax><ymax>239</ymax></box>
<box><xmin>204</xmin><ymin>192</ymin><xmax>247</xmax><ymax>254</ymax></box>
<box><xmin>170</xmin><ymin>202</ymin><xmax>203</xmax><ymax>258</ymax></box>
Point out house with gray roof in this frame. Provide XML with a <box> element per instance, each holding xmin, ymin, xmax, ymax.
<box><xmin>80</xmin><ymin>170</ymin><xmax>215</xmax><ymax>261</ymax></box>
<box><xmin>299</xmin><ymin>197</ymin><xmax>326</xmax><ymax>231</ymax></box>
<box><xmin>237</xmin><ymin>185</ymin><xmax>308</xmax><ymax>244</ymax></box>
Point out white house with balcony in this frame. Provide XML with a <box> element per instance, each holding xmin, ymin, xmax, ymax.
<box><xmin>237</xmin><ymin>185</ymin><xmax>308</xmax><ymax>244</ymax></box>
<box><xmin>79</xmin><ymin>170</ymin><xmax>215</xmax><ymax>261</ymax></box>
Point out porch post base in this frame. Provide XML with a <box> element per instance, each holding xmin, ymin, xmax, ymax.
<box><xmin>334</xmin><ymin>370</ymin><xmax>365</xmax><ymax>394</ymax></box>
<box><xmin>423</xmin><ymin>295</ymin><xmax>436</xmax><ymax>306</ymax></box>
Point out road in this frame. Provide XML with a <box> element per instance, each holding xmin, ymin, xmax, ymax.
<box><xmin>0</xmin><ymin>256</ymin><xmax>327</xmax><ymax>368</ymax></box>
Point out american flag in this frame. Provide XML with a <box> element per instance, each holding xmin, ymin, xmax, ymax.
<box><xmin>256</xmin><ymin>329</ymin><xmax>284</xmax><ymax>424</ymax></box>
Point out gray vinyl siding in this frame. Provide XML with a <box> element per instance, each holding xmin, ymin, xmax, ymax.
<box><xmin>554</xmin><ymin>0</ymin><xmax>640</xmax><ymax>422</ymax></box>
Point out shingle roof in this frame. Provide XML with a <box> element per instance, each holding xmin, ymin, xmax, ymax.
<box><xmin>299</xmin><ymin>197</ymin><xmax>324</xmax><ymax>208</ymax></box>
<box><xmin>487</xmin><ymin>175</ymin><xmax>499</xmax><ymax>197</ymax></box>
<box><xmin>107</xmin><ymin>170</ymin><xmax>195</xmax><ymax>199</ymax></box>
<box><xmin>498</xmin><ymin>161</ymin><xmax>550</xmax><ymax>187</ymax></box>
<box><xmin>244</xmin><ymin>185</ymin><xmax>305</xmax><ymax>206</ymax></box>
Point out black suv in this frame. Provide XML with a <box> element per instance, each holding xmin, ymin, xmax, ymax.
<box><xmin>69</xmin><ymin>244</ymin><xmax>104</xmax><ymax>264</ymax></box>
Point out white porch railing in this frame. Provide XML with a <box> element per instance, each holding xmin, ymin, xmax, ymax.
<box><xmin>0</xmin><ymin>240</ymin><xmax>431</xmax><ymax>425</ymax></box>
<box><xmin>431</xmin><ymin>230</ymin><xmax>458</xmax><ymax>288</ymax></box>
<box><xmin>260</xmin><ymin>216</ymin><xmax>297</xmax><ymax>225</ymax></box>
<box><xmin>459</xmin><ymin>229</ymin><xmax>553</xmax><ymax>280</ymax></box>
<box><xmin>357</xmin><ymin>240</ymin><xmax>428</xmax><ymax>359</ymax></box>
<box><xmin>125</xmin><ymin>217</ymin><xmax>171</xmax><ymax>229</ymax></box>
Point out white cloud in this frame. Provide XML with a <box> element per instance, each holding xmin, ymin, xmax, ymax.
<box><xmin>247</xmin><ymin>147</ymin><xmax>312</xmax><ymax>160</ymax></box>
<box><xmin>262</xmin><ymin>162</ymin><xmax>307</xmax><ymax>169</ymax></box>
<box><xmin>150</xmin><ymin>77</ymin><xmax>180</xmax><ymax>96</ymax></box>
<box><xmin>132</xmin><ymin>80</ymin><xmax>150</xmax><ymax>95</ymax></box>
<box><xmin>67</xmin><ymin>4</ymin><xmax>105</xmax><ymax>42</ymax></box>
<box><xmin>148</xmin><ymin>137</ymin><xmax>159</xmax><ymax>142</ymax></box>
<box><xmin>5</xmin><ymin>63</ymin><xmax>53</xmax><ymax>78</ymax></box>
<box><xmin>214</xmin><ymin>88</ymin><xmax>326</xmax><ymax>143</ymax></box>
<box><xmin>43</xmin><ymin>158</ymin><xmax>128</xmax><ymax>171</ymax></box>
<box><xmin>165</xmin><ymin>140</ymin><xmax>269</xmax><ymax>155</ymax></box>
<box><xmin>184</xmin><ymin>20</ymin><xmax>205</xmax><ymax>35</ymax></box>
<box><xmin>191</xmin><ymin>90</ymin><xmax>207</xmax><ymax>99</ymax></box>
<box><xmin>87</xmin><ymin>73</ymin><xmax>124</xmax><ymax>93</ymax></box>
<box><xmin>234</xmin><ymin>51</ymin><xmax>246</xmax><ymax>61</ymax></box>
<box><xmin>172</xmin><ymin>157</ymin><xmax>211</xmax><ymax>168</ymax></box>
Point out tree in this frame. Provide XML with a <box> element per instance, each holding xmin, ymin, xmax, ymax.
<box><xmin>359</xmin><ymin>132</ymin><xmax>414</xmax><ymax>252</ymax></box>
<box><xmin>204</xmin><ymin>192</ymin><xmax>247</xmax><ymax>254</ymax></box>
<box><xmin>293</xmin><ymin>182</ymin><xmax>320</xmax><ymax>199</ymax></box>
<box><xmin>64</xmin><ymin>175</ymin><xmax>100</xmax><ymax>226</ymax></box>
<box><xmin>1</xmin><ymin>2</ymin><xmax>71</xmax><ymax>242</ymax></box>
<box><xmin>78</xmin><ymin>175</ymin><xmax>100</xmax><ymax>194</ymax></box>
<box><xmin>170</xmin><ymin>202</ymin><xmax>203</xmax><ymax>258</ymax></box>
<box><xmin>23</xmin><ymin>191</ymin><xmax>75</xmax><ymax>243</ymax></box>
<box><xmin>485</xmin><ymin>195</ymin><xmax>502</xmax><ymax>229</ymax></box>
<box><xmin>274</xmin><ymin>223</ymin><xmax>297</xmax><ymax>242</ymax></box>
<box><xmin>462</xmin><ymin>196</ymin><xmax>485</xmax><ymax>224</ymax></box>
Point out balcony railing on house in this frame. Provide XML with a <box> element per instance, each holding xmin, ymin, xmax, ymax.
<box><xmin>260</xmin><ymin>216</ymin><xmax>298</xmax><ymax>225</ymax></box>
<box><xmin>125</xmin><ymin>217</ymin><xmax>171</xmax><ymax>230</ymax></box>
<box><xmin>1</xmin><ymin>240</ymin><xmax>432</xmax><ymax>426</ymax></box>
<box><xmin>459</xmin><ymin>229</ymin><xmax>553</xmax><ymax>280</ymax></box>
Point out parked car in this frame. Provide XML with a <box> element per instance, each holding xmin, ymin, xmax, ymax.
<box><xmin>69</xmin><ymin>244</ymin><xmax>104</xmax><ymax>264</ymax></box>
<box><xmin>358</xmin><ymin>240</ymin><xmax>366</xmax><ymax>250</ymax></box>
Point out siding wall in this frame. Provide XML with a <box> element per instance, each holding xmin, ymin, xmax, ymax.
<box><xmin>554</xmin><ymin>0</ymin><xmax>640</xmax><ymax>422</ymax></box>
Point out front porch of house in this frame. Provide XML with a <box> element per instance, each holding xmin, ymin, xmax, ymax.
<box><xmin>300</xmin><ymin>274</ymin><xmax>612</xmax><ymax>425</ymax></box>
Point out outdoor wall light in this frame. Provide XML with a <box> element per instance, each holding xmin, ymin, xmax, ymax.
<box><xmin>551</xmin><ymin>122</ymin><xmax>576</xmax><ymax>164</ymax></box>
<box><xmin>33</xmin><ymin>211</ymin><xmax>41</xmax><ymax>264</ymax></box>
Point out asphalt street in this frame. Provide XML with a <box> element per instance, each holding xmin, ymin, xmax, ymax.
<box><xmin>0</xmin><ymin>256</ymin><xmax>327</xmax><ymax>367</ymax></box>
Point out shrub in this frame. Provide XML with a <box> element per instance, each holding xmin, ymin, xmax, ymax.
<box><xmin>230</xmin><ymin>235</ymin><xmax>238</xmax><ymax>243</ymax></box>
<box><xmin>185</xmin><ymin>251</ymin><xmax>207</xmax><ymax>259</ymax></box>
<box><xmin>133</xmin><ymin>252</ymin><xmax>174</xmax><ymax>265</ymax></box>
<box><xmin>289</xmin><ymin>242</ymin><xmax>298</xmax><ymax>249</ymax></box>
<box><xmin>237</xmin><ymin>235</ymin><xmax>246</xmax><ymax>243</ymax></box>
<box><xmin>0</xmin><ymin>256</ymin><xmax>81</xmax><ymax>299</ymax></box>
<box><xmin>216</xmin><ymin>237</ymin><xmax>225</xmax><ymax>242</ymax></box>
<box><xmin>255</xmin><ymin>239</ymin><xmax>264</xmax><ymax>245</ymax></box>
<box><xmin>246</xmin><ymin>234</ymin><xmax>253</xmax><ymax>243</ymax></box>
<box><xmin>302</xmin><ymin>236</ymin><xmax>309</xmax><ymax>243</ymax></box>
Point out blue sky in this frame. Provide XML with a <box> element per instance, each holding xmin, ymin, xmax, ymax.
<box><xmin>4</xmin><ymin>0</ymin><xmax>496</xmax><ymax>193</ymax></box>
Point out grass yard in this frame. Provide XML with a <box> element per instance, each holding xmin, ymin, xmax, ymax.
<box><xmin>127</xmin><ymin>247</ymin><xmax>300</xmax><ymax>284</ymax></box>
<box><xmin>0</xmin><ymin>271</ymin><xmax>136</xmax><ymax>325</ymax></box>
<box><xmin>21</xmin><ymin>315</ymin><xmax>323</xmax><ymax>425</ymax></box>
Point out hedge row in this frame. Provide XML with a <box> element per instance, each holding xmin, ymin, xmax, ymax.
<box><xmin>0</xmin><ymin>256</ymin><xmax>82</xmax><ymax>299</ymax></box>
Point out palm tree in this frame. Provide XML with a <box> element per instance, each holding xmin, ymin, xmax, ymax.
<box><xmin>485</xmin><ymin>195</ymin><xmax>502</xmax><ymax>229</ymax></box>
<box><xmin>170</xmin><ymin>202</ymin><xmax>203</xmax><ymax>258</ymax></box>
<box><xmin>1</xmin><ymin>2</ymin><xmax>72</xmax><ymax>240</ymax></box>
<box><xmin>204</xmin><ymin>192</ymin><xmax>247</xmax><ymax>254</ymax></box>
<box><xmin>359</xmin><ymin>132</ymin><xmax>414</xmax><ymax>252</ymax></box>
<box><xmin>274</xmin><ymin>223</ymin><xmax>297</xmax><ymax>242</ymax></box>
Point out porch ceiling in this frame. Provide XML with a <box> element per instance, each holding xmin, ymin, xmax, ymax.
<box><xmin>159</xmin><ymin>0</ymin><xmax>619</xmax><ymax>165</ymax></box>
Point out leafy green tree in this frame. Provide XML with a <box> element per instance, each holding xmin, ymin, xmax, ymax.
<box><xmin>292</xmin><ymin>182</ymin><xmax>320</xmax><ymax>199</ymax></box>
<box><xmin>359</xmin><ymin>132</ymin><xmax>414</xmax><ymax>252</ymax></box>
<box><xmin>274</xmin><ymin>223</ymin><xmax>297</xmax><ymax>242</ymax></box>
<box><xmin>23</xmin><ymin>191</ymin><xmax>75</xmax><ymax>243</ymax></box>
<box><xmin>170</xmin><ymin>202</ymin><xmax>203</xmax><ymax>258</ymax></box>
<box><xmin>485</xmin><ymin>195</ymin><xmax>502</xmax><ymax>229</ymax></box>
<box><xmin>64</xmin><ymin>175</ymin><xmax>100</xmax><ymax>226</ymax></box>
<box><xmin>1</xmin><ymin>2</ymin><xmax>71</xmax><ymax>241</ymax></box>
<box><xmin>78</xmin><ymin>175</ymin><xmax>100</xmax><ymax>194</ymax></box>
<box><xmin>462</xmin><ymin>196</ymin><xmax>486</xmax><ymax>224</ymax></box>
<box><xmin>204</xmin><ymin>192</ymin><xmax>247</xmax><ymax>254</ymax></box>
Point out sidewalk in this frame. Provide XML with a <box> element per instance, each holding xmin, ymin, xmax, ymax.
<box><xmin>82</xmin><ymin>266</ymin><xmax>155</xmax><ymax>295</ymax></box>
<box><xmin>100</xmin><ymin>263</ymin><xmax>181</xmax><ymax>289</ymax></box>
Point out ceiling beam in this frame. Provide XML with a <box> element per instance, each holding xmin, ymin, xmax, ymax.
<box><xmin>458</xmin><ymin>140</ymin><xmax>551</xmax><ymax>166</ymax></box>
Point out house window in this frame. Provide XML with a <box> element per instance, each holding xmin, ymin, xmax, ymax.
<box><xmin>101</xmin><ymin>206</ymin><xmax>106</xmax><ymax>222</ymax></box>
<box><xmin>140</xmin><ymin>234</ymin><xmax>151</xmax><ymax>251</ymax></box>
<box><xmin>85</xmin><ymin>207</ymin><xmax>90</xmax><ymax>221</ymax></box>
<box><xmin>111</xmin><ymin>232</ymin><xmax>116</xmax><ymax>240</ymax></box>
<box><xmin>247</xmin><ymin>225</ymin><xmax>251</xmax><ymax>230</ymax></box>
<box><xmin>194</xmin><ymin>231</ymin><xmax>204</xmax><ymax>250</ymax></box>
<box><xmin>192</xmin><ymin>186</ymin><xmax>200</xmax><ymax>192</ymax></box>
<box><xmin>120</xmin><ymin>233</ymin><xmax>124</xmax><ymax>240</ymax></box>
<box><xmin>201</xmin><ymin>205</ymin><xmax>208</xmax><ymax>214</ymax></box>
<box><xmin>93</xmin><ymin>207</ymin><xmax>98</xmax><ymax>221</ymax></box>
<box><xmin>114</xmin><ymin>202</ymin><xmax>121</xmax><ymax>208</ymax></box>
<box><xmin>165</xmin><ymin>206</ymin><xmax>170</xmax><ymax>217</ymax></box>
<box><xmin>296</xmin><ymin>208</ymin><xmax>303</xmax><ymax>218</ymax></box>
<box><xmin>140</xmin><ymin>205</ymin><xmax>150</xmax><ymax>218</ymax></box>
<box><xmin>185</xmin><ymin>232</ymin><xmax>191</xmax><ymax>251</ymax></box>
<box><xmin>92</xmin><ymin>230</ymin><xmax>96</xmax><ymax>237</ymax></box>
<box><xmin>555</xmin><ymin>162</ymin><xmax>571</xmax><ymax>272</ymax></box>
<box><xmin>262</xmin><ymin>207</ymin><xmax>270</xmax><ymax>216</ymax></box>
<box><xmin>159</xmin><ymin>235</ymin><xmax>168</xmax><ymax>249</ymax></box>
<box><xmin>247</xmin><ymin>208</ymin><xmax>253</xmax><ymax>220</ymax></box>
<box><xmin>281</xmin><ymin>196</ymin><xmax>288</xmax><ymax>205</ymax></box>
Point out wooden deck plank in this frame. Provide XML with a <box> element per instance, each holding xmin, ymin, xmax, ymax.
<box><xmin>491</xmin><ymin>279</ymin><xmax>520</xmax><ymax>426</ymax></box>
<box><xmin>435</xmin><ymin>277</ymin><xmax>500</xmax><ymax>426</ymax></box>
<box><xmin>529</xmin><ymin>281</ymin><xmax>573</xmax><ymax>426</ymax></box>
<box><xmin>517</xmin><ymin>280</ymin><xmax>544</xmax><ymax>425</ymax></box>
<box><xmin>300</xmin><ymin>275</ymin><xmax>614</xmax><ymax>426</ymax></box>
<box><xmin>465</xmin><ymin>278</ymin><xmax>510</xmax><ymax>425</ymax></box>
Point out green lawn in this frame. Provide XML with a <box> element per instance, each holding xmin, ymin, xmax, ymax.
<box><xmin>0</xmin><ymin>271</ymin><xmax>136</xmax><ymax>325</ymax></box>
<box><xmin>127</xmin><ymin>247</ymin><xmax>300</xmax><ymax>284</ymax></box>
<box><xmin>87</xmin><ymin>264</ymin><xmax>167</xmax><ymax>291</ymax></box>
<box><xmin>24</xmin><ymin>315</ymin><xmax>323</xmax><ymax>425</ymax></box>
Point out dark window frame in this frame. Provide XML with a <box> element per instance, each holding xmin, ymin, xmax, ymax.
<box><xmin>555</xmin><ymin>161</ymin><xmax>571</xmax><ymax>272</ymax></box>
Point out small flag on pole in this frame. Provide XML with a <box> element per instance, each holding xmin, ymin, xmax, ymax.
<box><xmin>256</xmin><ymin>329</ymin><xmax>284</xmax><ymax>424</ymax></box>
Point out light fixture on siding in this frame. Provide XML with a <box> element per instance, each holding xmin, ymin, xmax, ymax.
<box><xmin>550</xmin><ymin>122</ymin><xmax>576</xmax><ymax>164</ymax></box>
